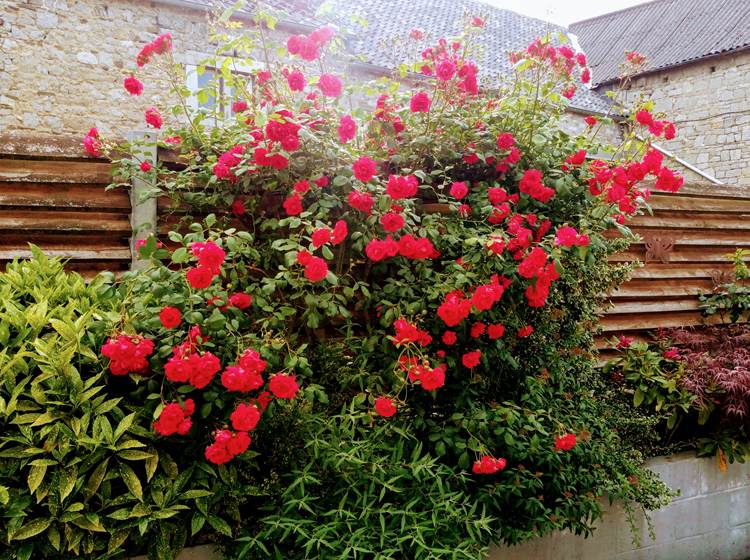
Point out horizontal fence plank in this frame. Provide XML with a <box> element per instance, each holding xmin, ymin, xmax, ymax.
<box><xmin>0</xmin><ymin>248</ymin><xmax>131</xmax><ymax>261</ymax></box>
<box><xmin>647</xmin><ymin>193</ymin><xmax>750</xmax><ymax>213</ymax></box>
<box><xmin>0</xmin><ymin>209</ymin><xmax>130</xmax><ymax>232</ymax></box>
<box><xmin>611</xmin><ymin>278</ymin><xmax>716</xmax><ymax>298</ymax></box>
<box><xmin>0</xmin><ymin>181</ymin><xmax>129</xmax><ymax>209</ymax></box>
<box><xmin>0</xmin><ymin>159</ymin><xmax>112</xmax><ymax>183</ymax></box>
<box><xmin>612</xmin><ymin>246</ymin><xmax>750</xmax><ymax>263</ymax></box>
<box><xmin>599</xmin><ymin>311</ymin><xmax>726</xmax><ymax>332</ymax></box>
<box><xmin>628</xmin><ymin>213</ymin><xmax>750</xmax><ymax>230</ymax></box>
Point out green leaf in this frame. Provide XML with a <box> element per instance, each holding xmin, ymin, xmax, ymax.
<box><xmin>114</xmin><ymin>412</ymin><xmax>137</xmax><ymax>441</ymax></box>
<box><xmin>58</xmin><ymin>466</ymin><xmax>77</xmax><ymax>502</ymax></box>
<box><xmin>633</xmin><ymin>388</ymin><xmax>645</xmax><ymax>407</ymax></box>
<box><xmin>119</xmin><ymin>462</ymin><xmax>143</xmax><ymax>501</ymax></box>
<box><xmin>84</xmin><ymin>459</ymin><xmax>109</xmax><ymax>501</ymax></box>
<box><xmin>27</xmin><ymin>464</ymin><xmax>46</xmax><ymax>494</ymax></box>
<box><xmin>207</xmin><ymin>514</ymin><xmax>232</xmax><ymax>537</ymax></box>
<box><xmin>191</xmin><ymin>514</ymin><xmax>206</xmax><ymax>536</ymax></box>
<box><xmin>11</xmin><ymin>518</ymin><xmax>52</xmax><ymax>541</ymax></box>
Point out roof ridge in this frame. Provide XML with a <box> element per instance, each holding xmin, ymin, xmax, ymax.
<box><xmin>570</xmin><ymin>0</ymin><xmax>673</xmax><ymax>28</ymax></box>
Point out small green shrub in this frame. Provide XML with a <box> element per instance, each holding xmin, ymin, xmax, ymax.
<box><xmin>0</xmin><ymin>249</ymin><xmax>236</xmax><ymax>560</ymax></box>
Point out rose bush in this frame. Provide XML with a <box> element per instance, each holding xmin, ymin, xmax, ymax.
<box><xmin>72</xmin><ymin>5</ymin><xmax>691</xmax><ymax>558</ymax></box>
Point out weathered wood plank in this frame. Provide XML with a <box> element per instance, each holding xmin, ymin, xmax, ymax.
<box><xmin>0</xmin><ymin>210</ymin><xmax>130</xmax><ymax>232</ymax></box>
<box><xmin>628</xmin><ymin>213</ymin><xmax>750</xmax><ymax>230</ymax></box>
<box><xmin>610</xmin><ymin>278</ymin><xmax>716</xmax><ymax>298</ymax></box>
<box><xmin>599</xmin><ymin>311</ymin><xmax>726</xmax><ymax>332</ymax></box>
<box><xmin>0</xmin><ymin>182</ymin><xmax>129</xmax><ymax>209</ymax></box>
<box><xmin>0</xmin><ymin>159</ymin><xmax>112</xmax><ymax>183</ymax></box>
<box><xmin>0</xmin><ymin>248</ymin><xmax>131</xmax><ymax>260</ymax></box>
<box><xmin>647</xmin><ymin>193</ymin><xmax>750</xmax><ymax>213</ymax></box>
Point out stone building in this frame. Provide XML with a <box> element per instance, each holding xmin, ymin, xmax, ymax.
<box><xmin>571</xmin><ymin>0</ymin><xmax>750</xmax><ymax>187</ymax></box>
<box><xmin>0</xmin><ymin>0</ymin><xmax>610</xmax><ymax>151</ymax></box>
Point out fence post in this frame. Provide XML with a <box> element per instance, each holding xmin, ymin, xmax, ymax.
<box><xmin>127</xmin><ymin>131</ymin><xmax>158</xmax><ymax>271</ymax></box>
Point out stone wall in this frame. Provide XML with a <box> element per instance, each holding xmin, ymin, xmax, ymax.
<box><xmin>611</xmin><ymin>50</ymin><xmax>750</xmax><ymax>187</ymax></box>
<box><xmin>489</xmin><ymin>452</ymin><xmax>750</xmax><ymax>560</ymax></box>
<box><xmin>1</xmin><ymin>0</ymin><xmax>620</xmax><ymax>149</ymax></box>
<box><xmin>0</xmin><ymin>0</ymin><xmax>303</xmax><ymax>145</ymax></box>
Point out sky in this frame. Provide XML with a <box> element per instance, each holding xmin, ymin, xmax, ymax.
<box><xmin>479</xmin><ymin>0</ymin><xmax>649</xmax><ymax>26</ymax></box>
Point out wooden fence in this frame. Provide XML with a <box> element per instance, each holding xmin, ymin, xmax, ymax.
<box><xmin>1</xmin><ymin>139</ymin><xmax>748</xmax><ymax>343</ymax></box>
<box><xmin>601</xmin><ymin>182</ymin><xmax>750</xmax><ymax>342</ymax></box>
<box><xmin>0</xmin><ymin>137</ymin><xmax>131</xmax><ymax>277</ymax></box>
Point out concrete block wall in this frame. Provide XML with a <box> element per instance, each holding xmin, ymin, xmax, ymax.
<box><xmin>130</xmin><ymin>453</ymin><xmax>750</xmax><ymax>560</ymax></box>
<box><xmin>489</xmin><ymin>452</ymin><xmax>750</xmax><ymax>560</ymax></box>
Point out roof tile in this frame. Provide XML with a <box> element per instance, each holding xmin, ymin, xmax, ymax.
<box><xmin>570</xmin><ymin>0</ymin><xmax>750</xmax><ymax>86</ymax></box>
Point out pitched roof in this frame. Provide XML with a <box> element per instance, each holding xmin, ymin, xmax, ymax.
<box><xmin>570</xmin><ymin>0</ymin><xmax>750</xmax><ymax>86</ymax></box>
<box><xmin>287</xmin><ymin>0</ymin><xmax>613</xmax><ymax>114</ymax></box>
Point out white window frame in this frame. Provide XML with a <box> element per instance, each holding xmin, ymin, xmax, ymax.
<box><xmin>185</xmin><ymin>57</ymin><xmax>262</xmax><ymax>120</ymax></box>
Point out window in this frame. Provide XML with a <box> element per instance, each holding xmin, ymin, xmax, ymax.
<box><xmin>186</xmin><ymin>58</ymin><xmax>261</xmax><ymax>119</ymax></box>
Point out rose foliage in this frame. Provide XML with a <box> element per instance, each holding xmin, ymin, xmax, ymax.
<box><xmin>70</xmin><ymin>7</ymin><xmax>689</xmax><ymax>559</ymax></box>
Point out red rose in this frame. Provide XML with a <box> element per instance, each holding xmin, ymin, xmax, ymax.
<box><xmin>584</xmin><ymin>115</ymin><xmax>597</xmax><ymax>127</ymax></box>
<box><xmin>332</xmin><ymin>220</ymin><xmax>348</xmax><ymax>244</ymax></box>
<box><xmin>442</xmin><ymin>331</ymin><xmax>457</xmax><ymax>345</ymax></box>
<box><xmin>348</xmin><ymin>189</ymin><xmax>375</xmax><ymax>214</ymax></box>
<box><xmin>565</xmin><ymin>149</ymin><xmax>587</xmax><ymax>166</ymax></box>
<box><xmin>145</xmin><ymin>107</ymin><xmax>163</xmax><ymax>129</ymax></box>
<box><xmin>472</xmin><ymin>456</ymin><xmax>506</xmax><ymax>474</ymax></box>
<box><xmin>304</xmin><ymin>256</ymin><xmax>329</xmax><ymax>282</ymax></box>
<box><xmin>311</xmin><ymin>228</ymin><xmax>332</xmax><ymax>248</ymax></box>
<box><xmin>487</xmin><ymin>324</ymin><xmax>505</xmax><ymax>340</ymax></box>
<box><xmin>140</xmin><ymin>161</ymin><xmax>152</xmax><ymax>172</ymax></box>
<box><xmin>380</xmin><ymin>212</ymin><xmax>405</xmax><ymax>232</ymax></box>
<box><xmin>228</xmin><ymin>292</ymin><xmax>253</xmax><ymax>309</ymax></box>
<box><xmin>83</xmin><ymin>128</ymin><xmax>103</xmax><ymax>157</ymax></box>
<box><xmin>374</xmin><ymin>396</ymin><xmax>397</xmax><ymax>417</ymax></box>
<box><xmin>352</xmin><ymin>156</ymin><xmax>377</xmax><ymax>182</ymax></box>
<box><xmin>462</xmin><ymin>350</ymin><xmax>481</xmax><ymax>368</ymax></box>
<box><xmin>420</xmin><ymin>365</ymin><xmax>446</xmax><ymax>391</ymax></box>
<box><xmin>635</xmin><ymin>109</ymin><xmax>653</xmax><ymax>126</ymax></box>
<box><xmin>269</xmin><ymin>374</ymin><xmax>299</xmax><ymax>399</ymax></box>
<box><xmin>190</xmin><ymin>241</ymin><xmax>225</xmax><ymax>273</ymax></box>
<box><xmin>124</xmin><ymin>75</ymin><xmax>144</xmax><ymax>96</ymax></box>
<box><xmin>287</xmin><ymin>70</ymin><xmax>306</xmax><ymax>92</ymax></box>
<box><xmin>496</xmin><ymin>133</ymin><xmax>515</xmax><ymax>150</ymax></box>
<box><xmin>283</xmin><ymin>194</ymin><xmax>304</xmax><ymax>216</ymax></box>
<box><xmin>231</xmin><ymin>100</ymin><xmax>248</xmax><ymax>113</ymax></box>
<box><xmin>470</xmin><ymin>322</ymin><xmax>486</xmax><ymax>338</ymax></box>
<box><xmin>518</xmin><ymin>325</ymin><xmax>534</xmax><ymax>338</ymax></box>
<box><xmin>409</xmin><ymin>91</ymin><xmax>431</xmax><ymax>113</ymax></box>
<box><xmin>555</xmin><ymin>226</ymin><xmax>589</xmax><ymax>247</ymax></box>
<box><xmin>186</xmin><ymin>266</ymin><xmax>215</xmax><ymax>289</ymax></box>
<box><xmin>437</xmin><ymin>291</ymin><xmax>472</xmax><ymax>326</ymax></box>
<box><xmin>519</xmin><ymin>169</ymin><xmax>555</xmax><ymax>203</ymax></box>
<box><xmin>555</xmin><ymin>433</ymin><xmax>577</xmax><ymax>451</ymax></box>
<box><xmin>159</xmin><ymin>306</ymin><xmax>181</xmax><ymax>329</ymax></box>
<box><xmin>102</xmin><ymin>334</ymin><xmax>154</xmax><ymax>376</ymax></box>
<box><xmin>154</xmin><ymin>402</ymin><xmax>192</xmax><ymax>436</ymax></box>
<box><xmin>365</xmin><ymin>236</ymin><xmax>399</xmax><ymax>262</ymax></box>
<box><xmin>230</xmin><ymin>403</ymin><xmax>262</xmax><ymax>432</ymax></box>
<box><xmin>318</xmin><ymin>73</ymin><xmax>343</xmax><ymax>97</ymax></box>
<box><xmin>231</xmin><ymin>199</ymin><xmax>246</xmax><ymax>216</ymax></box>
<box><xmin>436</xmin><ymin>59</ymin><xmax>456</xmax><ymax>81</ymax></box>
<box><xmin>449</xmin><ymin>181</ymin><xmax>469</xmax><ymax>200</ymax></box>
<box><xmin>338</xmin><ymin>115</ymin><xmax>356</xmax><ymax>143</ymax></box>
<box><xmin>386</xmin><ymin>174</ymin><xmax>419</xmax><ymax>200</ymax></box>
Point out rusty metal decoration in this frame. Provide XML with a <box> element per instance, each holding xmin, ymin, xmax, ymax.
<box><xmin>643</xmin><ymin>235</ymin><xmax>676</xmax><ymax>263</ymax></box>
<box><xmin>710</xmin><ymin>269</ymin><xmax>734</xmax><ymax>289</ymax></box>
